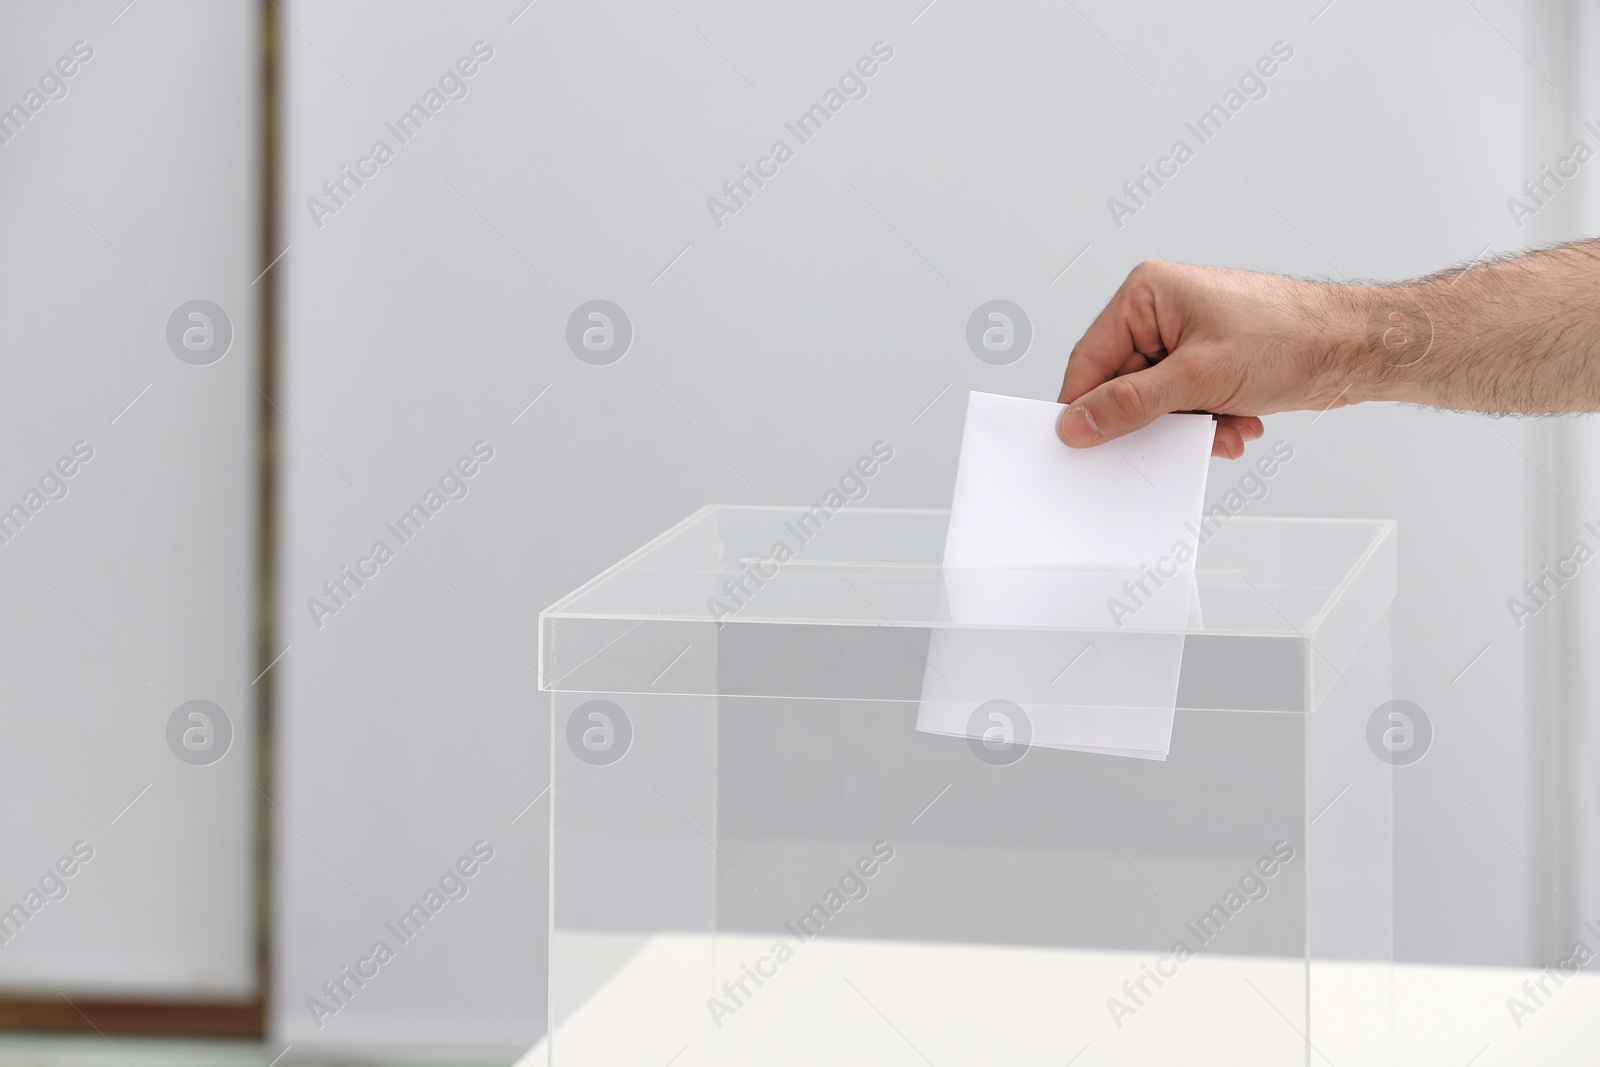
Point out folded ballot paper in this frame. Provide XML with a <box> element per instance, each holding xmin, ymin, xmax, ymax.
<box><xmin>916</xmin><ymin>391</ymin><xmax>1215</xmax><ymax>760</ymax></box>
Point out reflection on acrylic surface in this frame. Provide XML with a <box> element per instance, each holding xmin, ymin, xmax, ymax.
<box><xmin>915</xmin><ymin>565</ymin><xmax>1200</xmax><ymax>761</ymax></box>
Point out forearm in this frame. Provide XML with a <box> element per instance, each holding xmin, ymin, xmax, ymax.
<box><xmin>1339</xmin><ymin>241</ymin><xmax>1600</xmax><ymax>413</ymax></box>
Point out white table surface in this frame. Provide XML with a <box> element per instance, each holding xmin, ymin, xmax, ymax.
<box><xmin>520</xmin><ymin>931</ymin><xmax>1599</xmax><ymax>1067</ymax></box>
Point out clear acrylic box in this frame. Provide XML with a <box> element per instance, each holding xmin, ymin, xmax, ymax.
<box><xmin>538</xmin><ymin>506</ymin><xmax>1397</xmax><ymax>1066</ymax></box>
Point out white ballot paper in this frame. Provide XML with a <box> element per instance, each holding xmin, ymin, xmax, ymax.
<box><xmin>917</xmin><ymin>391</ymin><xmax>1215</xmax><ymax>760</ymax></box>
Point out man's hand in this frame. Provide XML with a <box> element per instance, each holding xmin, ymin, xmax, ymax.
<box><xmin>1058</xmin><ymin>247</ymin><xmax>1600</xmax><ymax>458</ymax></box>
<box><xmin>1056</xmin><ymin>260</ymin><xmax>1365</xmax><ymax>458</ymax></box>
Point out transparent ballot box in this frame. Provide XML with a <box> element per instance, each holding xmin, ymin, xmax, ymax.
<box><xmin>538</xmin><ymin>506</ymin><xmax>1397</xmax><ymax>1066</ymax></box>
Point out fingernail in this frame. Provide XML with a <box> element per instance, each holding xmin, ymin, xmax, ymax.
<box><xmin>1058</xmin><ymin>406</ymin><xmax>1099</xmax><ymax>447</ymax></box>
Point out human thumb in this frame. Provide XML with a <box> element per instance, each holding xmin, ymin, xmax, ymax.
<box><xmin>1057</xmin><ymin>361</ymin><xmax>1186</xmax><ymax>447</ymax></box>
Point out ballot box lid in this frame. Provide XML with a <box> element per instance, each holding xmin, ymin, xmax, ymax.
<box><xmin>539</xmin><ymin>507</ymin><xmax>1396</xmax><ymax>711</ymax></box>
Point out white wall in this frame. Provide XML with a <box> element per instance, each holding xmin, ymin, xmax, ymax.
<box><xmin>1230</xmin><ymin>0</ymin><xmax>1541</xmax><ymax>966</ymax></box>
<box><xmin>275</xmin><ymin>0</ymin><xmax>1549</xmax><ymax>1048</ymax></box>
<box><xmin>1560</xmin><ymin>0</ymin><xmax>1600</xmax><ymax>968</ymax></box>
<box><xmin>0</xmin><ymin>0</ymin><xmax>258</xmax><ymax>997</ymax></box>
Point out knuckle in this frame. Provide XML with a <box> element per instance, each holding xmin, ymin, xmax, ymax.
<box><xmin>1128</xmin><ymin>258</ymin><xmax>1171</xmax><ymax>286</ymax></box>
<box><xmin>1103</xmin><ymin>375</ymin><xmax>1156</xmax><ymax>426</ymax></box>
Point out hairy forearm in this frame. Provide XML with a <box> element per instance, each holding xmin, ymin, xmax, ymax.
<box><xmin>1338</xmin><ymin>241</ymin><xmax>1600</xmax><ymax>413</ymax></box>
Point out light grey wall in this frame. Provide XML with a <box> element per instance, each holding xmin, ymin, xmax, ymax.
<box><xmin>275</xmin><ymin>0</ymin><xmax>1546</xmax><ymax>1047</ymax></box>
<box><xmin>1191</xmin><ymin>0</ymin><xmax>1544</xmax><ymax>967</ymax></box>
<box><xmin>1556</xmin><ymin>0</ymin><xmax>1600</xmax><ymax>973</ymax></box>
<box><xmin>0</xmin><ymin>0</ymin><xmax>258</xmax><ymax>996</ymax></box>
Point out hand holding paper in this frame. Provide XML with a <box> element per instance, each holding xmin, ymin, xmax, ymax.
<box><xmin>943</xmin><ymin>392</ymin><xmax>1216</xmax><ymax>570</ymax></box>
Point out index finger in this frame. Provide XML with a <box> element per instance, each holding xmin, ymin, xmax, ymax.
<box><xmin>1056</xmin><ymin>264</ymin><xmax>1173</xmax><ymax>404</ymax></box>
